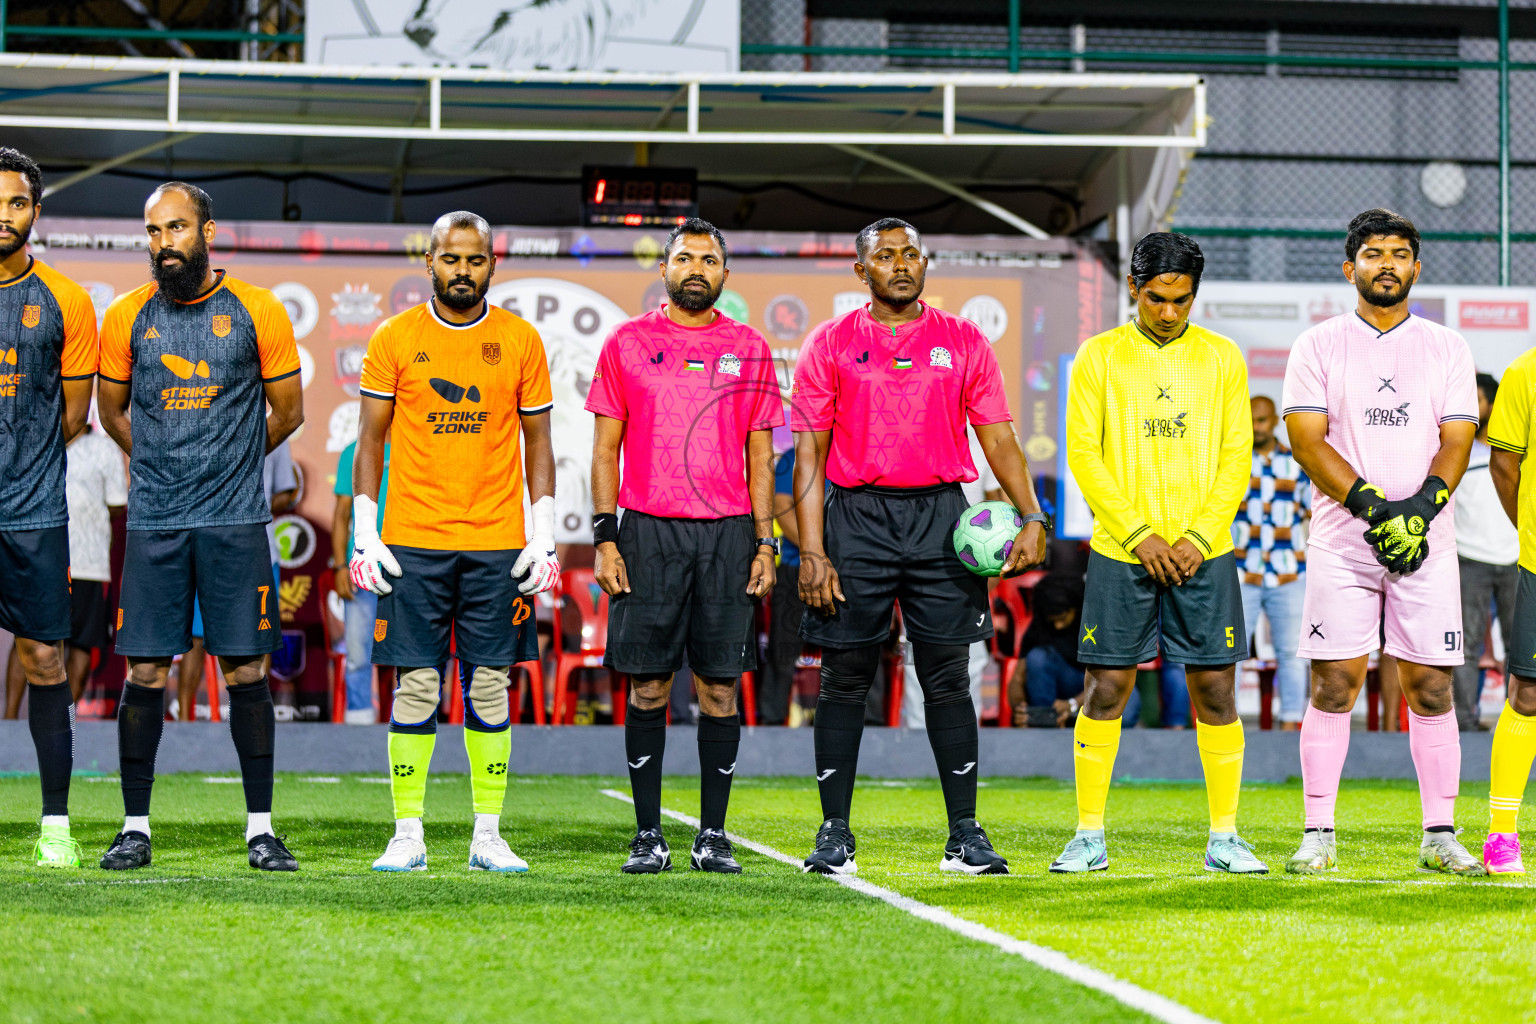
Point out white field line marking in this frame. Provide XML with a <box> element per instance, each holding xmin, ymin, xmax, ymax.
<box><xmin>65</xmin><ymin>876</ymin><xmax>258</xmax><ymax>886</ymax></box>
<box><xmin>598</xmin><ymin>789</ymin><xmax>1215</xmax><ymax>1024</ymax></box>
<box><xmin>300</xmin><ymin>776</ymin><xmax>341</xmax><ymax>783</ymax></box>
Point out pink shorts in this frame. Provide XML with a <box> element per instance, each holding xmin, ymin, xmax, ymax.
<box><xmin>1297</xmin><ymin>545</ymin><xmax>1465</xmax><ymax>667</ymax></box>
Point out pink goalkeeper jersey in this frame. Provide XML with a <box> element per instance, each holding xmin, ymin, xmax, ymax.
<box><xmin>585</xmin><ymin>307</ymin><xmax>783</xmax><ymax>519</ymax></box>
<box><xmin>791</xmin><ymin>303</ymin><xmax>1013</xmax><ymax>488</ymax></box>
<box><xmin>1281</xmin><ymin>312</ymin><xmax>1478</xmax><ymax>565</ymax></box>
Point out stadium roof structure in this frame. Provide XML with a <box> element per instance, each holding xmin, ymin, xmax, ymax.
<box><xmin>0</xmin><ymin>54</ymin><xmax>1203</xmax><ymax>241</ymax></box>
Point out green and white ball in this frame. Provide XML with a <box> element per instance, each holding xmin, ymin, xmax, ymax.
<box><xmin>952</xmin><ymin>500</ymin><xmax>1025</xmax><ymax>577</ymax></box>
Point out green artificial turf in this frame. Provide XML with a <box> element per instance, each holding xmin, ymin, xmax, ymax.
<box><xmin>2</xmin><ymin>774</ymin><xmax>1530</xmax><ymax>1024</ymax></box>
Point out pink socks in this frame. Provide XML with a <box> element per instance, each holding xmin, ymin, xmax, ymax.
<box><xmin>1407</xmin><ymin>709</ymin><xmax>1460</xmax><ymax>829</ymax></box>
<box><xmin>1300</xmin><ymin>704</ymin><xmax>1352</xmax><ymax>829</ymax></box>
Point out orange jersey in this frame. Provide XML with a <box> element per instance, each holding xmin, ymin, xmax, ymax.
<box><xmin>0</xmin><ymin>258</ymin><xmax>98</xmax><ymax>529</ymax></box>
<box><xmin>359</xmin><ymin>301</ymin><xmax>553</xmax><ymax>550</ymax></box>
<box><xmin>99</xmin><ymin>272</ymin><xmax>300</xmax><ymax>530</ymax></box>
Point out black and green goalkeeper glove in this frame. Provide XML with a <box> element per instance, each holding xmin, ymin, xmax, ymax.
<box><xmin>1361</xmin><ymin>475</ymin><xmax>1449</xmax><ymax>576</ymax></box>
<box><xmin>1343</xmin><ymin>478</ymin><xmax>1387</xmax><ymax>521</ymax></box>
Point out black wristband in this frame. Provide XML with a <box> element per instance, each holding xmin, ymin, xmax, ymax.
<box><xmin>1419</xmin><ymin>475</ymin><xmax>1451</xmax><ymax>516</ymax></box>
<box><xmin>593</xmin><ymin>512</ymin><xmax>619</xmax><ymax>545</ymax></box>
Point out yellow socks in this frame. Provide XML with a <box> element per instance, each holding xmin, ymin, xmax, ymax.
<box><xmin>1197</xmin><ymin>719</ymin><xmax>1245</xmax><ymax>833</ymax></box>
<box><xmin>464</xmin><ymin>726</ymin><xmax>512</xmax><ymax>816</ymax></box>
<box><xmin>1490</xmin><ymin>702</ymin><xmax>1536</xmax><ymax>834</ymax></box>
<box><xmin>1073</xmin><ymin>714</ymin><xmax>1122</xmax><ymax>830</ymax></box>
<box><xmin>387</xmin><ymin>731</ymin><xmax>436</xmax><ymax>820</ymax></box>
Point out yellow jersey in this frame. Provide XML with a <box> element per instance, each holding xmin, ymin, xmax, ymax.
<box><xmin>1485</xmin><ymin>345</ymin><xmax>1536</xmax><ymax>573</ymax></box>
<box><xmin>1066</xmin><ymin>319</ymin><xmax>1252</xmax><ymax>564</ymax></box>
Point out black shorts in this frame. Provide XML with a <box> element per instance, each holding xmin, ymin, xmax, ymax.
<box><xmin>372</xmin><ymin>547</ymin><xmax>539</xmax><ymax>668</ymax></box>
<box><xmin>1508</xmin><ymin>566</ymin><xmax>1536</xmax><ymax>680</ymax></box>
<box><xmin>604</xmin><ymin>511</ymin><xmax>757</xmax><ymax>678</ymax></box>
<box><xmin>70</xmin><ymin>579</ymin><xmax>111</xmax><ymax>651</ymax></box>
<box><xmin>0</xmin><ymin>526</ymin><xmax>71</xmax><ymax>642</ymax></box>
<box><xmin>116</xmin><ymin>524</ymin><xmax>282</xmax><ymax>659</ymax></box>
<box><xmin>799</xmin><ymin>483</ymin><xmax>991</xmax><ymax>650</ymax></box>
<box><xmin>1077</xmin><ymin>549</ymin><xmax>1246</xmax><ymax>666</ymax></box>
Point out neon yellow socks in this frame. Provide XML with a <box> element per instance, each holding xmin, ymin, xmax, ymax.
<box><xmin>1073</xmin><ymin>714</ymin><xmax>1122</xmax><ymax>830</ymax></box>
<box><xmin>464</xmin><ymin>726</ymin><xmax>512</xmax><ymax>817</ymax></box>
<box><xmin>387</xmin><ymin>731</ymin><xmax>436</xmax><ymax>820</ymax></box>
<box><xmin>1196</xmin><ymin>719</ymin><xmax>1245</xmax><ymax>833</ymax></box>
<box><xmin>1490</xmin><ymin>702</ymin><xmax>1536</xmax><ymax>834</ymax></box>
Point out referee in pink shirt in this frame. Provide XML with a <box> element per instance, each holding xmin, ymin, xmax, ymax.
<box><xmin>791</xmin><ymin>218</ymin><xmax>1049</xmax><ymax>876</ymax></box>
<box><xmin>587</xmin><ymin>218</ymin><xmax>782</xmax><ymax>875</ymax></box>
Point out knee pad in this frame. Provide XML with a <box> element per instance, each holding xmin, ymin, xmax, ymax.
<box><xmin>392</xmin><ymin>666</ymin><xmax>441</xmax><ymax>728</ymax></box>
<box><xmin>818</xmin><ymin>644</ymin><xmax>882</xmax><ymax>705</ymax></box>
<box><xmin>462</xmin><ymin>664</ymin><xmax>510</xmax><ymax>731</ymax></box>
<box><xmin>911</xmin><ymin>641</ymin><xmax>972</xmax><ymax>706</ymax></box>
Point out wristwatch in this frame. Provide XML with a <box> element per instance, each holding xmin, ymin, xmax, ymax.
<box><xmin>1019</xmin><ymin>510</ymin><xmax>1052</xmax><ymax>532</ymax></box>
<box><xmin>756</xmin><ymin>537</ymin><xmax>781</xmax><ymax>556</ymax></box>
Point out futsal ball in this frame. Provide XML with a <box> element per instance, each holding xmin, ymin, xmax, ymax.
<box><xmin>952</xmin><ymin>500</ymin><xmax>1025</xmax><ymax>577</ymax></box>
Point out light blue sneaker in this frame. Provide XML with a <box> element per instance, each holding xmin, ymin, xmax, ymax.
<box><xmin>1205</xmin><ymin>832</ymin><xmax>1269</xmax><ymax>874</ymax></box>
<box><xmin>1049</xmin><ymin>829</ymin><xmax>1109</xmax><ymax>873</ymax></box>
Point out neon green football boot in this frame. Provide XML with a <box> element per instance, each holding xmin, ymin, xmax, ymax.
<box><xmin>34</xmin><ymin>823</ymin><xmax>83</xmax><ymax>868</ymax></box>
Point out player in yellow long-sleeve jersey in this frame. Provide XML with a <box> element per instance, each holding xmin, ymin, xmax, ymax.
<box><xmin>1052</xmin><ymin>232</ymin><xmax>1265</xmax><ymax>874</ymax></box>
<box><xmin>1483</xmin><ymin>346</ymin><xmax>1536</xmax><ymax>875</ymax></box>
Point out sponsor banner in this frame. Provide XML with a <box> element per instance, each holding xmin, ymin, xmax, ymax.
<box><xmin>1460</xmin><ymin>300</ymin><xmax>1529</xmax><ymax>330</ymax></box>
<box><xmin>38</xmin><ymin>218</ymin><xmax>1116</xmax><ymax>688</ymax></box>
<box><xmin>304</xmin><ymin>0</ymin><xmax>740</xmax><ymax>73</ymax></box>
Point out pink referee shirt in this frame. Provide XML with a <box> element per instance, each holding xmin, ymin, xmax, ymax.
<box><xmin>791</xmin><ymin>303</ymin><xmax>1012</xmax><ymax>488</ymax></box>
<box><xmin>1281</xmin><ymin>312</ymin><xmax>1478</xmax><ymax>565</ymax></box>
<box><xmin>585</xmin><ymin>307</ymin><xmax>783</xmax><ymax>519</ymax></box>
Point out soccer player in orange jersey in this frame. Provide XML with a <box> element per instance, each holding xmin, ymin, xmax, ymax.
<box><xmin>351</xmin><ymin>211</ymin><xmax>559</xmax><ymax>873</ymax></box>
<box><xmin>97</xmin><ymin>182</ymin><xmax>304</xmax><ymax>872</ymax></box>
<box><xmin>0</xmin><ymin>148</ymin><xmax>98</xmax><ymax>868</ymax></box>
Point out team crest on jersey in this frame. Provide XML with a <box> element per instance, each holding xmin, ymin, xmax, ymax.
<box><xmin>211</xmin><ymin>314</ymin><xmax>232</xmax><ymax>338</ymax></box>
<box><xmin>482</xmin><ymin>342</ymin><xmax>501</xmax><ymax>366</ymax></box>
<box><xmin>717</xmin><ymin>353</ymin><xmax>741</xmax><ymax>377</ymax></box>
<box><xmin>929</xmin><ymin>346</ymin><xmax>952</xmax><ymax>370</ymax></box>
<box><xmin>21</xmin><ymin>305</ymin><xmax>40</xmax><ymax>329</ymax></box>
<box><xmin>375</xmin><ymin>619</ymin><xmax>388</xmax><ymax>642</ymax></box>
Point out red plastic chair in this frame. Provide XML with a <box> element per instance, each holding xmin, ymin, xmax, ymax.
<box><xmin>552</xmin><ymin>568</ymin><xmax>613</xmax><ymax>725</ymax></box>
<box><xmin>511</xmin><ymin>659</ymin><xmax>547</xmax><ymax>725</ymax></box>
<box><xmin>991</xmin><ymin>571</ymin><xmax>1045</xmax><ymax>727</ymax></box>
<box><xmin>884</xmin><ymin>604</ymin><xmax>907</xmax><ymax>727</ymax></box>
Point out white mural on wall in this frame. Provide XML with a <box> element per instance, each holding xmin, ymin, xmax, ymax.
<box><xmin>309</xmin><ymin>0</ymin><xmax>739</xmax><ymax>72</ymax></box>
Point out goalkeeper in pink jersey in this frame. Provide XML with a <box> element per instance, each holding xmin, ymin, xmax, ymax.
<box><xmin>1281</xmin><ymin>209</ymin><xmax>1484</xmax><ymax>876</ymax></box>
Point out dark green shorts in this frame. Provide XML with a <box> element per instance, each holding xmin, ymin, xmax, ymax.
<box><xmin>1509</xmin><ymin>566</ymin><xmax>1536</xmax><ymax>680</ymax></box>
<box><xmin>1077</xmin><ymin>550</ymin><xmax>1246</xmax><ymax>666</ymax></box>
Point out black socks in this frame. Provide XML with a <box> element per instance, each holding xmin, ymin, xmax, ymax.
<box><xmin>925</xmin><ymin>699</ymin><xmax>980</xmax><ymax>825</ymax></box>
<box><xmin>625</xmin><ymin>703</ymin><xmax>667</xmax><ymax>831</ymax></box>
<box><xmin>813</xmin><ymin>699</ymin><xmax>866</xmax><ymax>823</ymax></box>
<box><xmin>118</xmin><ymin>682</ymin><xmax>165</xmax><ymax>817</ymax></box>
<box><xmin>28</xmin><ymin>681</ymin><xmax>73</xmax><ymax>817</ymax></box>
<box><xmin>227</xmin><ymin>677</ymin><xmax>276</xmax><ymax>814</ymax></box>
<box><xmin>696</xmin><ymin>712</ymin><xmax>740</xmax><ymax>831</ymax></box>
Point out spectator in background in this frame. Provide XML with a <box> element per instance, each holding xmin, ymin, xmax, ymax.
<box><xmin>902</xmin><ymin>429</ymin><xmax>1004</xmax><ymax>728</ymax></box>
<box><xmin>760</xmin><ymin>442</ymin><xmax>807</xmax><ymax>725</ymax></box>
<box><xmin>4</xmin><ymin>423</ymin><xmax>127</xmax><ymax>715</ymax></box>
<box><xmin>332</xmin><ymin>436</ymin><xmax>391</xmax><ymax>725</ymax></box>
<box><xmin>1008</xmin><ymin>572</ymin><xmax>1085</xmax><ymax>727</ymax></box>
<box><xmin>1233</xmin><ymin>395</ymin><xmax>1311</xmax><ymax>730</ymax></box>
<box><xmin>1452</xmin><ymin>372</ymin><xmax>1517</xmax><ymax>731</ymax></box>
<box><xmin>176</xmin><ymin>441</ymin><xmax>297</xmax><ymax>720</ymax></box>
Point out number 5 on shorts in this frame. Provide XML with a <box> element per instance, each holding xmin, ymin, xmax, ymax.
<box><xmin>1225</xmin><ymin>626</ymin><xmax>1234</xmax><ymax>648</ymax></box>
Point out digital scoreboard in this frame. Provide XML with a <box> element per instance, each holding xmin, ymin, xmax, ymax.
<box><xmin>581</xmin><ymin>166</ymin><xmax>698</xmax><ymax>227</ymax></box>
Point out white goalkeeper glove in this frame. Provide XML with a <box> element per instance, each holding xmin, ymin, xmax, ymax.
<box><xmin>513</xmin><ymin>495</ymin><xmax>560</xmax><ymax>595</ymax></box>
<box><xmin>348</xmin><ymin>494</ymin><xmax>402</xmax><ymax>595</ymax></box>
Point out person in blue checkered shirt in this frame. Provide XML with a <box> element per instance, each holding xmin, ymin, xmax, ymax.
<box><xmin>1233</xmin><ymin>396</ymin><xmax>1312</xmax><ymax>728</ymax></box>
